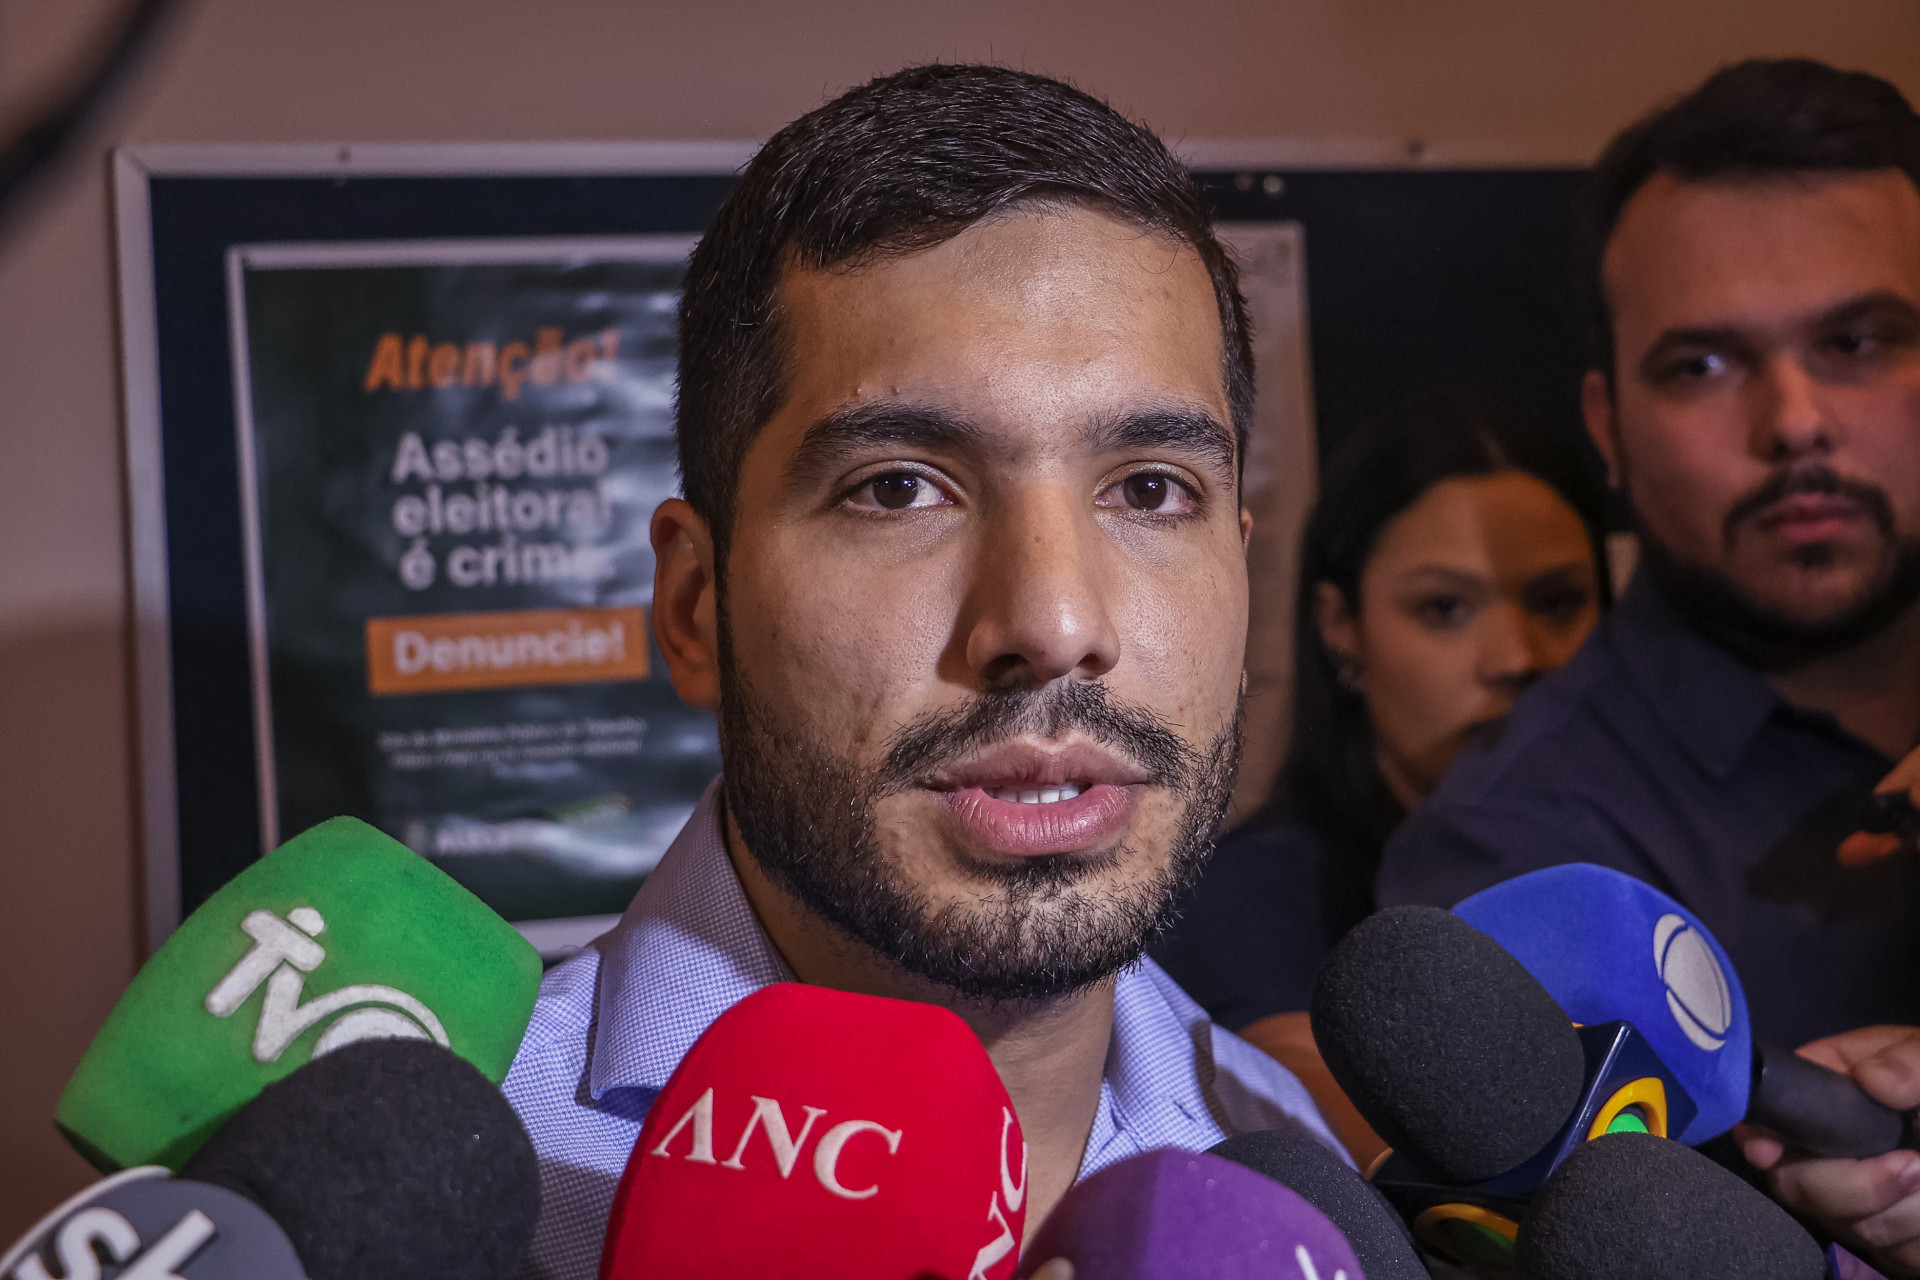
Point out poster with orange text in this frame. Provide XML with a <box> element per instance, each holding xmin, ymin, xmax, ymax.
<box><xmin>227</xmin><ymin>238</ymin><xmax>718</xmax><ymax>942</ymax></box>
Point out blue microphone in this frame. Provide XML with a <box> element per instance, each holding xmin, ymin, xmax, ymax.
<box><xmin>1452</xmin><ymin>863</ymin><xmax>1748</xmax><ymax>1145</ymax></box>
<box><xmin>1456</xmin><ymin>864</ymin><xmax>1911</xmax><ymax>1157</ymax></box>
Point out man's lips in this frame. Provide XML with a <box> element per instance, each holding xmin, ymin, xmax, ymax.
<box><xmin>933</xmin><ymin>785</ymin><xmax>1140</xmax><ymax>857</ymax></box>
<box><xmin>1752</xmin><ymin>494</ymin><xmax>1867</xmax><ymax>545</ymax></box>
<box><xmin>919</xmin><ymin>740</ymin><xmax>1153</xmax><ymax>857</ymax></box>
<box><xmin>920</xmin><ymin>739</ymin><xmax>1154</xmax><ymax>791</ymax></box>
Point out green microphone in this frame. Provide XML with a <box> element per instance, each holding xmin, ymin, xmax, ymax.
<box><xmin>57</xmin><ymin>816</ymin><xmax>543</xmax><ymax>1172</ymax></box>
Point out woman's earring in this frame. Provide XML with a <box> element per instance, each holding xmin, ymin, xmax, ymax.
<box><xmin>1334</xmin><ymin>652</ymin><xmax>1363</xmax><ymax>693</ymax></box>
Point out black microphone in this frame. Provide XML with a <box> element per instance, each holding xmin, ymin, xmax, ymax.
<box><xmin>1516</xmin><ymin>1131</ymin><xmax>1826</xmax><ymax>1280</ymax></box>
<box><xmin>1207</xmin><ymin>1128</ymin><xmax>1427</xmax><ymax>1280</ymax></box>
<box><xmin>1311</xmin><ymin>904</ymin><xmax>1589</xmax><ymax>1184</ymax></box>
<box><xmin>1310</xmin><ymin>905</ymin><xmax>1700</xmax><ymax>1272</ymax></box>
<box><xmin>1750</xmin><ymin>1047</ymin><xmax>1914</xmax><ymax>1160</ymax></box>
<box><xmin>181</xmin><ymin>1037</ymin><xmax>540</xmax><ymax>1280</ymax></box>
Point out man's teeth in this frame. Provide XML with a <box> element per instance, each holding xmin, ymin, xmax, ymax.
<box><xmin>986</xmin><ymin>783</ymin><xmax>1083</xmax><ymax>804</ymax></box>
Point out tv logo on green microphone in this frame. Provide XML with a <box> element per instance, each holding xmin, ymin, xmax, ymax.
<box><xmin>56</xmin><ymin>817</ymin><xmax>542</xmax><ymax>1173</ymax></box>
<box><xmin>204</xmin><ymin>906</ymin><xmax>449</xmax><ymax>1062</ymax></box>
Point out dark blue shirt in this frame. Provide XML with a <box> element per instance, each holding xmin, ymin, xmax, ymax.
<box><xmin>1380</xmin><ymin>575</ymin><xmax>1918</xmax><ymax>1050</ymax></box>
<box><xmin>1152</xmin><ymin>818</ymin><xmax>1346</xmax><ymax>1030</ymax></box>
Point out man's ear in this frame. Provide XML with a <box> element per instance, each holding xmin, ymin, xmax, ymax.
<box><xmin>650</xmin><ymin>498</ymin><xmax>721</xmax><ymax>711</ymax></box>
<box><xmin>1581</xmin><ymin>368</ymin><xmax>1623</xmax><ymax>489</ymax></box>
<box><xmin>1240</xmin><ymin>506</ymin><xmax>1254</xmax><ymax>556</ymax></box>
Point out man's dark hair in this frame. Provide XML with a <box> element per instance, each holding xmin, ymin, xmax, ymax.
<box><xmin>675</xmin><ymin>63</ymin><xmax>1254</xmax><ymax>565</ymax></box>
<box><xmin>1580</xmin><ymin>58</ymin><xmax>1920</xmax><ymax>377</ymax></box>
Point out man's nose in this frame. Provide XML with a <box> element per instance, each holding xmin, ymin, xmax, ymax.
<box><xmin>1750</xmin><ymin>356</ymin><xmax>1836</xmax><ymax>462</ymax></box>
<box><xmin>960</xmin><ymin>487</ymin><xmax>1121</xmax><ymax>691</ymax></box>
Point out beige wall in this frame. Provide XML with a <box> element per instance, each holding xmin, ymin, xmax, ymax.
<box><xmin>3</xmin><ymin>0</ymin><xmax>1917</xmax><ymax>1228</ymax></box>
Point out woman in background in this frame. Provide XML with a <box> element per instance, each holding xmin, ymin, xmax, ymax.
<box><xmin>1152</xmin><ymin>392</ymin><xmax>1612</xmax><ymax>1160</ymax></box>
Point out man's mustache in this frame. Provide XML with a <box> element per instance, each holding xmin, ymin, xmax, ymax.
<box><xmin>1724</xmin><ymin>465</ymin><xmax>1894</xmax><ymax>546</ymax></box>
<box><xmin>876</xmin><ymin>680</ymin><xmax>1205</xmax><ymax>795</ymax></box>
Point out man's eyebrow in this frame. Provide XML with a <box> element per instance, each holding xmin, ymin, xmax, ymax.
<box><xmin>1078</xmin><ymin>405</ymin><xmax>1238</xmax><ymax>478</ymax></box>
<box><xmin>785</xmin><ymin>401</ymin><xmax>986</xmax><ymax>485</ymax></box>
<box><xmin>1816</xmin><ymin>289</ymin><xmax>1920</xmax><ymax>332</ymax></box>
<box><xmin>1638</xmin><ymin>291</ymin><xmax>1920</xmax><ymax>377</ymax></box>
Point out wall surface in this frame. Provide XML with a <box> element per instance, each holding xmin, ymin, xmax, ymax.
<box><xmin>3</xmin><ymin>0</ymin><xmax>1918</xmax><ymax>1228</ymax></box>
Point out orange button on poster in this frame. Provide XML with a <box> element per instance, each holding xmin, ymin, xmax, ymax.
<box><xmin>365</xmin><ymin>606</ymin><xmax>649</xmax><ymax>695</ymax></box>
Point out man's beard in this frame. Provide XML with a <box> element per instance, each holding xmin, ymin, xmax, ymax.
<box><xmin>1633</xmin><ymin>464</ymin><xmax>1920</xmax><ymax>672</ymax></box>
<box><xmin>716</xmin><ymin>625</ymin><xmax>1240</xmax><ymax>1005</ymax></box>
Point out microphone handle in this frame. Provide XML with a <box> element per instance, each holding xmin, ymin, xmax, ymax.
<box><xmin>1749</xmin><ymin>1045</ymin><xmax>1914</xmax><ymax>1160</ymax></box>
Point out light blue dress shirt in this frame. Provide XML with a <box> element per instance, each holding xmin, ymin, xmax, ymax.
<box><xmin>504</xmin><ymin>779</ymin><xmax>1338</xmax><ymax>1280</ymax></box>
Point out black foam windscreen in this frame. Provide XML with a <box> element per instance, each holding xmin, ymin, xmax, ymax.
<box><xmin>1516</xmin><ymin>1132</ymin><xmax>1826</xmax><ymax>1280</ymax></box>
<box><xmin>181</xmin><ymin>1038</ymin><xmax>539</xmax><ymax>1280</ymax></box>
<box><xmin>1207</xmin><ymin>1128</ymin><xmax>1427</xmax><ymax>1280</ymax></box>
<box><xmin>1310</xmin><ymin>904</ymin><xmax>1586</xmax><ymax>1182</ymax></box>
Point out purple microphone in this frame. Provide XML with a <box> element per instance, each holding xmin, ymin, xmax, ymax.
<box><xmin>1017</xmin><ymin>1148</ymin><xmax>1365</xmax><ymax>1279</ymax></box>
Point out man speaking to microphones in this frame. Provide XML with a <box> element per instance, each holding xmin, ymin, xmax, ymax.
<box><xmin>501</xmin><ymin>63</ymin><xmax>1336</xmax><ymax>1280</ymax></box>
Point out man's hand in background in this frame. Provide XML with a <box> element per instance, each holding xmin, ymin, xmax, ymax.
<box><xmin>1838</xmin><ymin>747</ymin><xmax>1920</xmax><ymax>867</ymax></box>
<box><xmin>1737</xmin><ymin>1026</ymin><xmax>1920</xmax><ymax>1277</ymax></box>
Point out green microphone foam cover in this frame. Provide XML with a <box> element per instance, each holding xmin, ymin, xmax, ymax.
<box><xmin>56</xmin><ymin>816</ymin><xmax>542</xmax><ymax>1172</ymax></box>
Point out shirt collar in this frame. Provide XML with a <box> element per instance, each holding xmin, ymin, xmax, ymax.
<box><xmin>1081</xmin><ymin>962</ymin><xmax>1272</xmax><ymax>1174</ymax></box>
<box><xmin>587</xmin><ymin>779</ymin><xmax>793</xmax><ymax>1100</ymax></box>
<box><xmin>1103</xmin><ymin>964</ymin><xmax>1210</xmax><ymax>1143</ymax></box>
<box><xmin>1610</xmin><ymin>573</ymin><xmax>1782</xmax><ymax>780</ymax></box>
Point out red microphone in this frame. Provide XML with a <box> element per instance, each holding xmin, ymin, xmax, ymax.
<box><xmin>599</xmin><ymin>983</ymin><xmax>1029</xmax><ymax>1280</ymax></box>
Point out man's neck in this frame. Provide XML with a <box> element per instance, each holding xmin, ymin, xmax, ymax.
<box><xmin>722</xmin><ymin>810</ymin><xmax>1113</xmax><ymax>1243</ymax></box>
<box><xmin>1765</xmin><ymin>599</ymin><xmax>1920</xmax><ymax>760</ymax></box>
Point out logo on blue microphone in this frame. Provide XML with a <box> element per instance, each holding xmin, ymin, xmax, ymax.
<box><xmin>1654</xmin><ymin>914</ymin><xmax>1732</xmax><ymax>1052</ymax></box>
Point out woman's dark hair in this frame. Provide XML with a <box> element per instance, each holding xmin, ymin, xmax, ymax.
<box><xmin>1580</xmin><ymin>58</ymin><xmax>1920</xmax><ymax>377</ymax></box>
<box><xmin>1261</xmin><ymin>393</ymin><xmax>1611</xmax><ymax>932</ymax></box>
<box><xmin>677</xmin><ymin>63</ymin><xmax>1254</xmax><ymax>569</ymax></box>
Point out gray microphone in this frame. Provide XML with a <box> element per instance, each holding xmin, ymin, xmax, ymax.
<box><xmin>0</xmin><ymin>1167</ymin><xmax>306</xmax><ymax>1280</ymax></box>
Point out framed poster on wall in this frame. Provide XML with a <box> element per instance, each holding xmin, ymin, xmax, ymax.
<box><xmin>115</xmin><ymin>145</ymin><xmax>750</xmax><ymax>959</ymax></box>
<box><xmin>115</xmin><ymin>141</ymin><xmax>1587</xmax><ymax>961</ymax></box>
<box><xmin>227</xmin><ymin>235</ymin><xmax>711</xmax><ymax>937</ymax></box>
